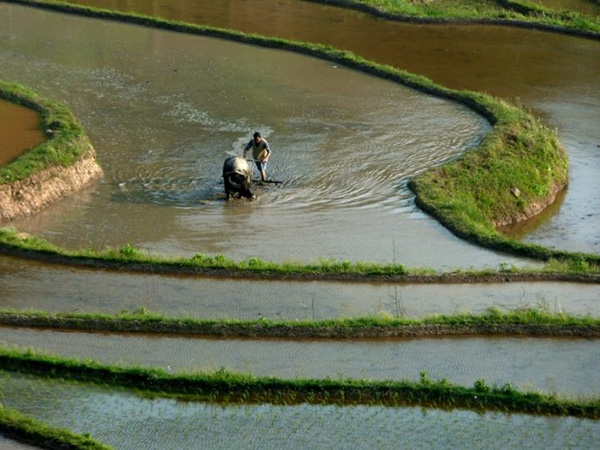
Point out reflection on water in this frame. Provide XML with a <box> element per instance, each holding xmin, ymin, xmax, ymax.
<box><xmin>0</xmin><ymin>436</ymin><xmax>39</xmax><ymax>450</ymax></box>
<box><xmin>499</xmin><ymin>188</ymin><xmax>568</xmax><ymax>239</ymax></box>
<box><xmin>1</xmin><ymin>329</ymin><xmax>599</xmax><ymax>397</ymax></box>
<box><xmin>63</xmin><ymin>0</ymin><xmax>600</xmax><ymax>254</ymax></box>
<box><xmin>0</xmin><ymin>4</ymin><xmax>535</xmax><ymax>271</ymax></box>
<box><xmin>0</xmin><ymin>255</ymin><xmax>597</xmax><ymax>320</ymax></box>
<box><xmin>2</xmin><ymin>371</ymin><xmax>599</xmax><ymax>450</ymax></box>
<box><xmin>0</xmin><ymin>99</ymin><xmax>44</xmax><ymax>166</ymax></box>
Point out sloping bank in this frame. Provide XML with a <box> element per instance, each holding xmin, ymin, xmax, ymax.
<box><xmin>0</xmin><ymin>80</ymin><xmax>103</xmax><ymax>223</ymax></box>
<box><xmin>0</xmin><ymin>405</ymin><xmax>112</xmax><ymax>450</ymax></box>
<box><xmin>2</xmin><ymin>0</ymin><xmax>598</xmax><ymax>270</ymax></box>
<box><xmin>2</xmin><ymin>347</ymin><xmax>600</xmax><ymax>418</ymax></box>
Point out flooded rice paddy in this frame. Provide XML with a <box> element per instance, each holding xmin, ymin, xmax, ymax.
<box><xmin>66</xmin><ymin>0</ymin><xmax>600</xmax><ymax>254</ymax></box>
<box><xmin>2</xmin><ymin>371</ymin><xmax>599</xmax><ymax>450</ymax></box>
<box><xmin>1</xmin><ymin>256</ymin><xmax>598</xmax><ymax>320</ymax></box>
<box><xmin>1</xmin><ymin>1</ymin><xmax>600</xmax><ymax>447</ymax></box>
<box><xmin>1</xmin><ymin>327</ymin><xmax>599</xmax><ymax>398</ymax></box>
<box><xmin>0</xmin><ymin>3</ymin><xmax>524</xmax><ymax>269</ymax></box>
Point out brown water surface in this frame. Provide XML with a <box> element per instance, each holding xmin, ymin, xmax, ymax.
<box><xmin>64</xmin><ymin>0</ymin><xmax>600</xmax><ymax>253</ymax></box>
<box><xmin>0</xmin><ymin>99</ymin><xmax>44</xmax><ymax>166</ymax></box>
<box><xmin>1</xmin><ymin>4</ymin><xmax>534</xmax><ymax>270</ymax></box>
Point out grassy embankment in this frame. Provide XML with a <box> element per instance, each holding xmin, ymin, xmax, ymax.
<box><xmin>0</xmin><ymin>405</ymin><xmax>112</xmax><ymax>450</ymax></box>
<box><xmin>1</xmin><ymin>0</ymin><xmax>599</xmax><ymax>276</ymax></box>
<box><xmin>0</xmin><ymin>80</ymin><xmax>93</xmax><ymax>183</ymax></box>
<box><xmin>2</xmin><ymin>226</ymin><xmax>600</xmax><ymax>280</ymax></box>
<box><xmin>1</xmin><ymin>346</ymin><xmax>599</xmax><ymax>418</ymax></box>
<box><xmin>330</xmin><ymin>0</ymin><xmax>600</xmax><ymax>34</ymax></box>
<box><xmin>1</xmin><ymin>2</ymin><xmax>599</xmax><ymax>446</ymax></box>
<box><xmin>1</xmin><ymin>307</ymin><xmax>599</xmax><ymax>337</ymax></box>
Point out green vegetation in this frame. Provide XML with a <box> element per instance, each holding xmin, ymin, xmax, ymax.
<box><xmin>0</xmin><ymin>226</ymin><xmax>413</xmax><ymax>278</ymax></box>
<box><xmin>0</xmin><ymin>80</ymin><xmax>93</xmax><ymax>184</ymax></box>
<box><xmin>0</xmin><ymin>404</ymin><xmax>112</xmax><ymax>450</ymax></box>
<box><xmin>336</xmin><ymin>0</ymin><xmax>600</xmax><ymax>34</ymax></box>
<box><xmin>1</xmin><ymin>0</ymin><xmax>599</xmax><ymax>272</ymax></box>
<box><xmin>1</xmin><ymin>347</ymin><xmax>599</xmax><ymax>417</ymax></box>
<box><xmin>0</xmin><ymin>306</ymin><xmax>598</xmax><ymax>337</ymax></box>
<box><xmin>2</xmin><ymin>1</ymin><xmax>600</xmax><ymax>444</ymax></box>
<box><xmin>337</xmin><ymin>0</ymin><xmax>517</xmax><ymax>18</ymax></box>
<box><xmin>2</xmin><ymin>226</ymin><xmax>600</xmax><ymax>279</ymax></box>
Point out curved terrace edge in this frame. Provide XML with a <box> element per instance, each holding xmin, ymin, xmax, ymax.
<box><xmin>0</xmin><ymin>81</ymin><xmax>103</xmax><ymax>223</ymax></box>
<box><xmin>1</xmin><ymin>0</ymin><xmax>597</xmax><ymax>270</ymax></box>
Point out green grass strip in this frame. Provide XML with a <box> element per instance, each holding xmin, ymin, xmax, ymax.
<box><xmin>1</xmin><ymin>346</ymin><xmax>599</xmax><ymax>418</ymax></box>
<box><xmin>0</xmin><ymin>404</ymin><xmax>113</xmax><ymax>450</ymax></box>
<box><xmin>1</xmin><ymin>0</ymin><xmax>599</xmax><ymax>271</ymax></box>
<box><xmin>1</xmin><ymin>307</ymin><xmax>600</xmax><ymax>338</ymax></box>
<box><xmin>0</xmin><ymin>80</ymin><xmax>94</xmax><ymax>184</ymax></box>
<box><xmin>2</xmin><ymin>225</ymin><xmax>600</xmax><ymax>280</ymax></box>
<box><xmin>316</xmin><ymin>0</ymin><xmax>600</xmax><ymax>35</ymax></box>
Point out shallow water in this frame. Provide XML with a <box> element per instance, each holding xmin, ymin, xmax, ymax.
<box><xmin>0</xmin><ymin>4</ymin><xmax>538</xmax><ymax>270</ymax></box>
<box><xmin>0</xmin><ymin>436</ymin><xmax>39</xmax><ymax>450</ymax></box>
<box><xmin>63</xmin><ymin>0</ymin><xmax>600</xmax><ymax>254</ymax></box>
<box><xmin>2</xmin><ymin>372</ymin><xmax>599</xmax><ymax>450</ymax></box>
<box><xmin>0</xmin><ymin>99</ymin><xmax>43</xmax><ymax>166</ymax></box>
<box><xmin>0</xmin><ymin>256</ymin><xmax>597</xmax><ymax>320</ymax></box>
<box><xmin>1</xmin><ymin>328</ymin><xmax>598</xmax><ymax>397</ymax></box>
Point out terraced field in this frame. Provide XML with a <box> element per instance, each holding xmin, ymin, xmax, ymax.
<box><xmin>0</xmin><ymin>0</ymin><xmax>599</xmax><ymax>448</ymax></box>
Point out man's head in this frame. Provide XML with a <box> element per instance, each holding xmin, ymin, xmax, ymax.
<box><xmin>253</xmin><ymin>131</ymin><xmax>262</xmax><ymax>144</ymax></box>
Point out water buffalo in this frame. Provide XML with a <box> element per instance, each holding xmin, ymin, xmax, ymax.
<box><xmin>222</xmin><ymin>156</ymin><xmax>254</xmax><ymax>200</ymax></box>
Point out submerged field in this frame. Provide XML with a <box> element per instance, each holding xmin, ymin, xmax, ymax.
<box><xmin>0</xmin><ymin>0</ymin><xmax>599</xmax><ymax>448</ymax></box>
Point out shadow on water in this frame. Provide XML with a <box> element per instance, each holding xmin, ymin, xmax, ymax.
<box><xmin>498</xmin><ymin>188</ymin><xmax>568</xmax><ymax>239</ymax></box>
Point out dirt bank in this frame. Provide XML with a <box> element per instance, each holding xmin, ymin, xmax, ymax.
<box><xmin>0</xmin><ymin>148</ymin><xmax>103</xmax><ymax>223</ymax></box>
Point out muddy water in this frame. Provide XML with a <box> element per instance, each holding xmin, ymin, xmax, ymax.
<box><xmin>1</xmin><ymin>328</ymin><xmax>598</xmax><ymax>397</ymax></box>
<box><xmin>0</xmin><ymin>99</ymin><xmax>44</xmax><ymax>166</ymax></box>
<box><xmin>0</xmin><ymin>4</ymin><xmax>537</xmax><ymax>270</ymax></box>
<box><xmin>63</xmin><ymin>0</ymin><xmax>600</xmax><ymax>254</ymax></box>
<box><xmin>0</xmin><ymin>256</ymin><xmax>598</xmax><ymax>319</ymax></box>
<box><xmin>2</xmin><ymin>373</ymin><xmax>599</xmax><ymax>450</ymax></box>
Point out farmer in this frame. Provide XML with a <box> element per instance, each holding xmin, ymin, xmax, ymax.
<box><xmin>242</xmin><ymin>131</ymin><xmax>272</xmax><ymax>182</ymax></box>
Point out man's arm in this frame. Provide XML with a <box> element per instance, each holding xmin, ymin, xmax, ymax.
<box><xmin>242</xmin><ymin>140</ymin><xmax>251</xmax><ymax>158</ymax></box>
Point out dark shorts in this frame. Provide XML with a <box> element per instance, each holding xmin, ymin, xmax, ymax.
<box><xmin>255</xmin><ymin>160</ymin><xmax>267</xmax><ymax>172</ymax></box>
